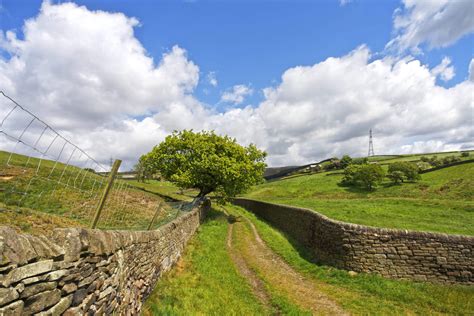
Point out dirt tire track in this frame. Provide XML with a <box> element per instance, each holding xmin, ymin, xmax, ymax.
<box><xmin>227</xmin><ymin>208</ymin><xmax>348</xmax><ymax>316</ymax></box>
<box><xmin>226</xmin><ymin>219</ymin><xmax>275</xmax><ymax>312</ymax></box>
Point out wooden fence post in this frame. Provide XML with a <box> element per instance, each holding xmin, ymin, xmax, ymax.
<box><xmin>147</xmin><ymin>202</ymin><xmax>162</xmax><ymax>230</ymax></box>
<box><xmin>90</xmin><ymin>159</ymin><xmax>121</xmax><ymax>229</ymax></box>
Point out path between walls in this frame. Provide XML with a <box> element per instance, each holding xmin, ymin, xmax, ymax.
<box><xmin>224</xmin><ymin>207</ymin><xmax>347</xmax><ymax>315</ymax></box>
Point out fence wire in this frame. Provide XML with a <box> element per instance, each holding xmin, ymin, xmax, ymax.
<box><xmin>0</xmin><ymin>91</ymin><xmax>193</xmax><ymax>232</ymax></box>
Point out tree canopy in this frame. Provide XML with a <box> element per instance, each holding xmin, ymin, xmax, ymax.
<box><xmin>141</xmin><ymin>130</ymin><xmax>267</xmax><ymax>202</ymax></box>
<box><xmin>387</xmin><ymin>162</ymin><xmax>420</xmax><ymax>183</ymax></box>
<box><xmin>341</xmin><ymin>164</ymin><xmax>385</xmax><ymax>190</ymax></box>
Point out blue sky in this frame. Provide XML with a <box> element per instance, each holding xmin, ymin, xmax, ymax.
<box><xmin>0</xmin><ymin>0</ymin><xmax>473</xmax><ymax>167</ymax></box>
<box><xmin>3</xmin><ymin>0</ymin><xmax>471</xmax><ymax>107</ymax></box>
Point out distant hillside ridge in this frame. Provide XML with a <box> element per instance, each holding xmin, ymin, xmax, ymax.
<box><xmin>264</xmin><ymin>150</ymin><xmax>473</xmax><ymax>180</ymax></box>
<box><xmin>264</xmin><ymin>158</ymin><xmax>333</xmax><ymax>180</ymax></box>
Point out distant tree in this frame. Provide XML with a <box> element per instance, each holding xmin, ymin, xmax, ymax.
<box><xmin>324</xmin><ymin>158</ymin><xmax>342</xmax><ymax>171</ymax></box>
<box><xmin>352</xmin><ymin>157</ymin><xmax>369</xmax><ymax>165</ymax></box>
<box><xmin>420</xmin><ymin>156</ymin><xmax>430</xmax><ymax>162</ymax></box>
<box><xmin>429</xmin><ymin>156</ymin><xmax>442</xmax><ymax>167</ymax></box>
<box><xmin>461</xmin><ymin>152</ymin><xmax>470</xmax><ymax>157</ymax></box>
<box><xmin>354</xmin><ymin>164</ymin><xmax>385</xmax><ymax>190</ymax></box>
<box><xmin>416</xmin><ymin>161</ymin><xmax>431</xmax><ymax>171</ymax></box>
<box><xmin>141</xmin><ymin>130</ymin><xmax>266</xmax><ymax>202</ymax></box>
<box><xmin>341</xmin><ymin>164</ymin><xmax>359</xmax><ymax>185</ymax></box>
<box><xmin>387</xmin><ymin>170</ymin><xmax>405</xmax><ymax>184</ymax></box>
<box><xmin>84</xmin><ymin>168</ymin><xmax>96</xmax><ymax>174</ymax></box>
<box><xmin>388</xmin><ymin>162</ymin><xmax>420</xmax><ymax>182</ymax></box>
<box><xmin>340</xmin><ymin>155</ymin><xmax>353</xmax><ymax>169</ymax></box>
<box><xmin>341</xmin><ymin>164</ymin><xmax>385</xmax><ymax>190</ymax></box>
<box><xmin>134</xmin><ymin>156</ymin><xmax>154</xmax><ymax>182</ymax></box>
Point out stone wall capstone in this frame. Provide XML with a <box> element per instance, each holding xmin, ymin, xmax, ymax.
<box><xmin>0</xmin><ymin>199</ymin><xmax>210</xmax><ymax>315</ymax></box>
<box><xmin>233</xmin><ymin>198</ymin><xmax>473</xmax><ymax>285</ymax></box>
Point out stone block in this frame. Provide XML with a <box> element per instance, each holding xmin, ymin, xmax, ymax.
<box><xmin>23</xmin><ymin>289</ymin><xmax>61</xmax><ymax>314</ymax></box>
<box><xmin>3</xmin><ymin>260</ymin><xmax>53</xmax><ymax>287</ymax></box>
<box><xmin>72</xmin><ymin>288</ymin><xmax>88</xmax><ymax>307</ymax></box>
<box><xmin>37</xmin><ymin>295</ymin><xmax>73</xmax><ymax>316</ymax></box>
<box><xmin>21</xmin><ymin>281</ymin><xmax>57</xmax><ymax>298</ymax></box>
<box><xmin>62</xmin><ymin>283</ymin><xmax>78</xmax><ymax>294</ymax></box>
<box><xmin>0</xmin><ymin>288</ymin><xmax>19</xmax><ymax>307</ymax></box>
<box><xmin>0</xmin><ymin>300</ymin><xmax>24</xmax><ymax>316</ymax></box>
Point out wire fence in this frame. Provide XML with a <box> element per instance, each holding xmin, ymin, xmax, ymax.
<box><xmin>0</xmin><ymin>91</ymin><xmax>194</xmax><ymax>233</ymax></box>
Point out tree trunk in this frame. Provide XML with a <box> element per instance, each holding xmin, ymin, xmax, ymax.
<box><xmin>197</xmin><ymin>188</ymin><xmax>212</xmax><ymax>197</ymax></box>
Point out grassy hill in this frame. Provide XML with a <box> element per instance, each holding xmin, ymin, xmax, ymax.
<box><xmin>0</xmin><ymin>150</ymin><xmax>178</xmax><ymax>234</ymax></box>
<box><xmin>267</xmin><ymin>150</ymin><xmax>473</xmax><ymax>180</ymax></box>
<box><xmin>244</xmin><ymin>160</ymin><xmax>474</xmax><ymax>235</ymax></box>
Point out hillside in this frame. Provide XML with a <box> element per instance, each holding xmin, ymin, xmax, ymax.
<box><xmin>0</xmin><ymin>150</ymin><xmax>179</xmax><ymax>234</ymax></box>
<box><xmin>245</xmin><ymin>161</ymin><xmax>474</xmax><ymax>235</ymax></box>
<box><xmin>266</xmin><ymin>150</ymin><xmax>473</xmax><ymax>180</ymax></box>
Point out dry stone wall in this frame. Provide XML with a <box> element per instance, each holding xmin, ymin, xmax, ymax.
<box><xmin>0</xmin><ymin>199</ymin><xmax>210</xmax><ymax>315</ymax></box>
<box><xmin>233</xmin><ymin>198</ymin><xmax>473</xmax><ymax>284</ymax></box>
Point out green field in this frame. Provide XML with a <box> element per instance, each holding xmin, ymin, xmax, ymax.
<box><xmin>143</xmin><ymin>208</ymin><xmax>266</xmax><ymax>315</ymax></box>
<box><xmin>368</xmin><ymin>151</ymin><xmax>473</xmax><ymax>164</ymax></box>
<box><xmin>0</xmin><ymin>151</ymin><xmax>177</xmax><ymax>234</ymax></box>
<box><xmin>144</xmin><ymin>205</ymin><xmax>474</xmax><ymax>315</ymax></box>
<box><xmin>245</xmin><ymin>161</ymin><xmax>474</xmax><ymax>235</ymax></box>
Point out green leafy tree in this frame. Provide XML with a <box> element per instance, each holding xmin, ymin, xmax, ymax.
<box><xmin>461</xmin><ymin>151</ymin><xmax>470</xmax><ymax>157</ymax></box>
<box><xmin>341</xmin><ymin>164</ymin><xmax>359</xmax><ymax>185</ymax></box>
<box><xmin>340</xmin><ymin>155</ymin><xmax>353</xmax><ymax>169</ymax></box>
<box><xmin>388</xmin><ymin>162</ymin><xmax>420</xmax><ymax>182</ymax></box>
<box><xmin>420</xmin><ymin>156</ymin><xmax>430</xmax><ymax>162</ymax></box>
<box><xmin>353</xmin><ymin>164</ymin><xmax>385</xmax><ymax>190</ymax></box>
<box><xmin>341</xmin><ymin>164</ymin><xmax>385</xmax><ymax>190</ymax></box>
<box><xmin>429</xmin><ymin>156</ymin><xmax>442</xmax><ymax>167</ymax></box>
<box><xmin>387</xmin><ymin>170</ymin><xmax>404</xmax><ymax>184</ymax></box>
<box><xmin>352</xmin><ymin>157</ymin><xmax>368</xmax><ymax>165</ymax></box>
<box><xmin>134</xmin><ymin>155</ymin><xmax>155</xmax><ymax>182</ymax></box>
<box><xmin>141</xmin><ymin>130</ymin><xmax>266</xmax><ymax>202</ymax></box>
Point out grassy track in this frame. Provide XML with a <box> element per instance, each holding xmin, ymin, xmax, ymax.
<box><xmin>144</xmin><ymin>205</ymin><xmax>474</xmax><ymax>315</ymax></box>
<box><xmin>143</xmin><ymin>208</ymin><xmax>266</xmax><ymax>315</ymax></box>
<box><xmin>228</xmin><ymin>205</ymin><xmax>474</xmax><ymax>315</ymax></box>
<box><xmin>245</xmin><ymin>162</ymin><xmax>474</xmax><ymax>235</ymax></box>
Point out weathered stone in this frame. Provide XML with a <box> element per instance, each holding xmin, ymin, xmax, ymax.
<box><xmin>63</xmin><ymin>306</ymin><xmax>82</xmax><ymax>316</ymax></box>
<box><xmin>81</xmin><ymin>293</ymin><xmax>97</xmax><ymax>311</ymax></box>
<box><xmin>98</xmin><ymin>286</ymin><xmax>114</xmax><ymax>300</ymax></box>
<box><xmin>21</xmin><ymin>281</ymin><xmax>57</xmax><ymax>298</ymax></box>
<box><xmin>45</xmin><ymin>269</ymin><xmax>68</xmax><ymax>281</ymax></box>
<box><xmin>13</xmin><ymin>282</ymin><xmax>24</xmax><ymax>294</ymax></box>
<box><xmin>0</xmin><ymin>288</ymin><xmax>19</xmax><ymax>306</ymax></box>
<box><xmin>78</xmin><ymin>273</ymin><xmax>99</xmax><ymax>288</ymax></box>
<box><xmin>0</xmin><ymin>264</ymin><xmax>16</xmax><ymax>274</ymax></box>
<box><xmin>72</xmin><ymin>288</ymin><xmax>88</xmax><ymax>306</ymax></box>
<box><xmin>348</xmin><ymin>271</ymin><xmax>358</xmax><ymax>277</ymax></box>
<box><xmin>37</xmin><ymin>294</ymin><xmax>73</xmax><ymax>316</ymax></box>
<box><xmin>0</xmin><ymin>300</ymin><xmax>24</xmax><ymax>316</ymax></box>
<box><xmin>23</xmin><ymin>289</ymin><xmax>61</xmax><ymax>314</ymax></box>
<box><xmin>3</xmin><ymin>260</ymin><xmax>53</xmax><ymax>286</ymax></box>
<box><xmin>436</xmin><ymin>257</ymin><xmax>447</xmax><ymax>264</ymax></box>
<box><xmin>62</xmin><ymin>283</ymin><xmax>78</xmax><ymax>294</ymax></box>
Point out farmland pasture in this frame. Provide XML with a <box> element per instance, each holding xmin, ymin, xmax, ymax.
<box><xmin>245</xmin><ymin>161</ymin><xmax>474</xmax><ymax>235</ymax></box>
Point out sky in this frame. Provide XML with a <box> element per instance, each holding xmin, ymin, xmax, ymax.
<box><xmin>0</xmin><ymin>0</ymin><xmax>473</xmax><ymax>169</ymax></box>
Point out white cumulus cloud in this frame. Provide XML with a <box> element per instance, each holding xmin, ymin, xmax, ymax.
<box><xmin>0</xmin><ymin>2</ymin><xmax>472</xmax><ymax>169</ymax></box>
<box><xmin>431</xmin><ymin>57</ymin><xmax>455</xmax><ymax>82</ymax></box>
<box><xmin>387</xmin><ymin>0</ymin><xmax>474</xmax><ymax>52</ymax></box>
<box><xmin>220</xmin><ymin>84</ymin><xmax>253</xmax><ymax>105</ymax></box>
<box><xmin>207</xmin><ymin>71</ymin><xmax>218</xmax><ymax>87</ymax></box>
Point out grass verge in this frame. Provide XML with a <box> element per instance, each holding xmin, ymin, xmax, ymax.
<box><xmin>229</xmin><ymin>204</ymin><xmax>474</xmax><ymax>315</ymax></box>
<box><xmin>245</xmin><ymin>163</ymin><xmax>474</xmax><ymax>235</ymax></box>
<box><xmin>142</xmin><ymin>208</ymin><xmax>265</xmax><ymax>315</ymax></box>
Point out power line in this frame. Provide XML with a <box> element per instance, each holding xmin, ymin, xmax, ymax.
<box><xmin>368</xmin><ymin>129</ymin><xmax>375</xmax><ymax>157</ymax></box>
